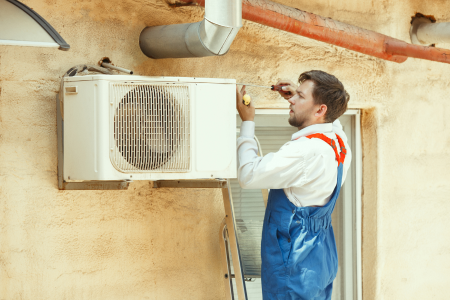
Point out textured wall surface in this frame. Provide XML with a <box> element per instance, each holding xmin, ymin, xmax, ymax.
<box><xmin>1</xmin><ymin>0</ymin><xmax>449</xmax><ymax>299</ymax></box>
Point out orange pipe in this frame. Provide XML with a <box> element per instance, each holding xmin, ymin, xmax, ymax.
<box><xmin>240</xmin><ymin>0</ymin><xmax>407</xmax><ymax>63</ymax></box>
<box><xmin>385</xmin><ymin>39</ymin><xmax>450</xmax><ymax>64</ymax></box>
<box><xmin>180</xmin><ymin>0</ymin><xmax>450</xmax><ymax>64</ymax></box>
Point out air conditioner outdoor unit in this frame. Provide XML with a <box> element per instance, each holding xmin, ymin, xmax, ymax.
<box><xmin>61</xmin><ymin>75</ymin><xmax>236</xmax><ymax>181</ymax></box>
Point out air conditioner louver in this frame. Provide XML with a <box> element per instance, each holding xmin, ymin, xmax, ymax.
<box><xmin>111</xmin><ymin>83</ymin><xmax>190</xmax><ymax>173</ymax></box>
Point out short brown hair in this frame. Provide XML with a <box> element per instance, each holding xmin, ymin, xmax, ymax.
<box><xmin>298</xmin><ymin>70</ymin><xmax>349</xmax><ymax>123</ymax></box>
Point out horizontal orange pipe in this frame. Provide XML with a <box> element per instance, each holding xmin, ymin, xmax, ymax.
<box><xmin>241</xmin><ymin>0</ymin><xmax>407</xmax><ymax>63</ymax></box>
<box><xmin>180</xmin><ymin>0</ymin><xmax>450</xmax><ymax>64</ymax></box>
<box><xmin>385</xmin><ymin>39</ymin><xmax>450</xmax><ymax>64</ymax></box>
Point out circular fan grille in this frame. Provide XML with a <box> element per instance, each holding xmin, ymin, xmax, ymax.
<box><xmin>113</xmin><ymin>85</ymin><xmax>187</xmax><ymax>171</ymax></box>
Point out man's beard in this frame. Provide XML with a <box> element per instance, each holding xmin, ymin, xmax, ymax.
<box><xmin>288</xmin><ymin>111</ymin><xmax>307</xmax><ymax>128</ymax></box>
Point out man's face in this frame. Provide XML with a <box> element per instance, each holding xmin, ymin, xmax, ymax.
<box><xmin>288</xmin><ymin>80</ymin><xmax>318</xmax><ymax>129</ymax></box>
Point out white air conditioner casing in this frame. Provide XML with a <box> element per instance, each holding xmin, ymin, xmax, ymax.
<box><xmin>62</xmin><ymin>75</ymin><xmax>236</xmax><ymax>181</ymax></box>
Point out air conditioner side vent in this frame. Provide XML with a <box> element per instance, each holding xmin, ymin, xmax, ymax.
<box><xmin>110</xmin><ymin>82</ymin><xmax>191</xmax><ymax>173</ymax></box>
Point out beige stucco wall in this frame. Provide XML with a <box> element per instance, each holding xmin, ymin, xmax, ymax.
<box><xmin>1</xmin><ymin>0</ymin><xmax>449</xmax><ymax>299</ymax></box>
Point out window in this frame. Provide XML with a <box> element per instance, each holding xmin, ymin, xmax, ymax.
<box><xmin>231</xmin><ymin>109</ymin><xmax>362</xmax><ymax>300</ymax></box>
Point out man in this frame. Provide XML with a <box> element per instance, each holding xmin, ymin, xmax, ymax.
<box><xmin>235</xmin><ymin>70</ymin><xmax>351</xmax><ymax>300</ymax></box>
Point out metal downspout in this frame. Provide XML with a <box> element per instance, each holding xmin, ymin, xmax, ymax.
<box><xmin>180</xmin><ymin>0</ymin><xmax>450</xmax><ymax>65</ymax></box>
<box><xmin>139</xmin><ymin>0</ymin><xmax>242</xmax><ymax>59</ymax></box>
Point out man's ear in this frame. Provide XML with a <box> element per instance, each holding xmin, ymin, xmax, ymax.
<box><xmin>315</xmin><ymin>104</ymin><xmax>327</xmax><ymax>119</ymax></box>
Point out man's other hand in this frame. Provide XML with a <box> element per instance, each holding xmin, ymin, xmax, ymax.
<box><xmin>236</xmin><ymin>85</ymin><xmax>255</xmax><ymax>122</ymax></box>
<box><xmin>276</xmin><ymin>79</ymin><xmax>297</xmax><ymax>100</ymax></box>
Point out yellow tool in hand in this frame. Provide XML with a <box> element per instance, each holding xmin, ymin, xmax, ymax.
<box><xmin>238</xmin><ymin>82</ymin><xmax>292</xmax><ymax>106</ymax></box>
<box><xmin>243</xmin><ymin>94</ymin><xmax>251</xmax><ymax>106</ymax></box>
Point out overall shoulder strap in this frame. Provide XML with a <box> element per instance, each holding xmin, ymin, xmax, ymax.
<box><xmin>335</xmin><ymin>134</ymin><xmax>347</xmax><ymax>164</ymax></box>
<box><xmin>303</xmin><ymin>133</ymin><xmax>347</xmax><ymax>214</ymax></box>
<box><xmin>305</xmin><ymin>133</ymin><xmax>346</xmax><ymax>165</ymax></box>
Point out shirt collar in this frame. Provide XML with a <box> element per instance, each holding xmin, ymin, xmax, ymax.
<box><xmin>291</xmin><ymin>123</ymin><xmax>333</xmax><ymax>141</ymax></box>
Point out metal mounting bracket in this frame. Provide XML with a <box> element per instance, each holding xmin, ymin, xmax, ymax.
<box><xmin>152</xmin><ymin>179</ymin><xmax>227</xmax><ymax>189</ymax></box>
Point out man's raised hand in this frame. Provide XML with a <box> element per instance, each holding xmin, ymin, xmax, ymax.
<box><xmin>236</xmin><ymin>85</ymin><xmax>255</xmax><ymax>122</ymax></box>
<box><xmin>276</xmin><ymin>79</ymin><xmax>297</xmax><ymax>100</ymax></box>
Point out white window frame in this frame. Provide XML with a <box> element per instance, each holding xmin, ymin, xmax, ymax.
<box><xmin>237</xmin><ymin>108</ymin><xmax>362</xmax><ymax>300</ymax></box>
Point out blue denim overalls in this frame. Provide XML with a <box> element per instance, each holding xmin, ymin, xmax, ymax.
<box><xmin>261</xmin><ymin>134</ymin><xmax>347</xmax><ymax>300</ymax></box>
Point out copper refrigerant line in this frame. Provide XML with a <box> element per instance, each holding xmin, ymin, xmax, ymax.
<box><xmin>178</xmin><ymin>0</ymin><xmax>450</xmax><ymax>64</ymax></box>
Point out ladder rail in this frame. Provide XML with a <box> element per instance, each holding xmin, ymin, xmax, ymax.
<box><xmin>219</xmin><ymin>219</ymin><xmax>234</xmax><ymax>299</ymax></box>
<box><xmin>222</xmin><ymin>183</ymin><xmax>248</xmax><ymax>300</ymax></box>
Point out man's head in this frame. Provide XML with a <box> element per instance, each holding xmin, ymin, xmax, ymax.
<box><xmin>288</xmin><ymin>70</ymin><xmax>349</xmax><ymax>129</ymax></box>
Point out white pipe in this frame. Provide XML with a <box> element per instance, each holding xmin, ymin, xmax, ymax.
<box><xmin>139</xmin><ymin>0</ymin><xmax>242</xmax><ymax>59</ymax></box>
<box><xmin>0</xmin><ymin>40</ymin><xmax>59</xmax><ymax>48</ymax></box>
<box><xmin>410</xmin><ymin>17</ymin><xmax>450</xmax><ymax>45</ymax></box>
<box><xmin>417</xmin><ymin>22</ymin><xmax>450</xmax><ymax>44</ymax></box>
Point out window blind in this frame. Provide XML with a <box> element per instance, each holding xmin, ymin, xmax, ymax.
<box><xmin>231</xmin><ymin>125</ymin><xmax>298</xmax><ymax>278</ymax></box>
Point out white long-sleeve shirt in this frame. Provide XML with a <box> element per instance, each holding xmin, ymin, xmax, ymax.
<box><xmin>237</xmin><ymin>120</ymin><xmax>352</xmax><ymax>207</ymax></box>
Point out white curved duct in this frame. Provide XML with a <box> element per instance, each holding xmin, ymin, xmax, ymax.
<box><xmin>139</xmin><ymin>0</ymin><xmax>242</xmax><ymax>59</ymax></box>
